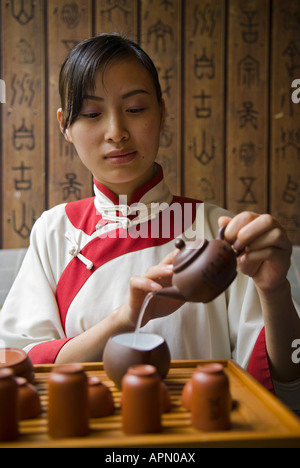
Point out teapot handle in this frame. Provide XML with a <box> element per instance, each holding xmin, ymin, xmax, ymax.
<box><xmin>217</xmin><ymin>226</ymin><xmax>245</xmax><ymax>257</ymax></box>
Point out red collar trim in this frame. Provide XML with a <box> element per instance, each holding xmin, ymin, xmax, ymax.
<box><xmin>93</xmin><ymin>163</ymin><xmax>164</xmax><ymax>205</ymax></box>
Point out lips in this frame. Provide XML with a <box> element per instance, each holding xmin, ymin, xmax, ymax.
<box><xmin>104</xmin><ymin>149</ymin><xmax>137</xmax><ymax>165</ymax></box>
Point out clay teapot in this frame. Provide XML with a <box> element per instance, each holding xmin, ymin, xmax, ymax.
<box><xmin>155</xmin><ymin>226</ymin><xmax>242</xmax><ymax>303</ymax></box>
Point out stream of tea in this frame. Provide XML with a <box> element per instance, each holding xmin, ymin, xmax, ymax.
<box><xmin>133</xmin><ymin>292</ymin><xmax>154</xmax><ymax>345</ymax></box>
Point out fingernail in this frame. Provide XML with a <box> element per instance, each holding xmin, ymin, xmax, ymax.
<box><xmin>238</xmin><ymin>253</ymin><xmax>247</xmax><ymax>264</ymax></box>
<box><xmin>150</xmin><ymin>282</ymin><xmax>162</xmax><ymax>290</ymax></box>
<box><xmin>163</xmin><ymin>264</ymin><xmax>173</xmax><ymax>272</ymax></box>
<box><xmin>233</xmin><ymin>240</ymin><xmax>244</xmax><ymax>252</ymax></box>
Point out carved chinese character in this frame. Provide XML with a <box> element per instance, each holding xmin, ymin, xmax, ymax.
<box><xmin>193</xmin><ymin>131</ymin><xmax>215</xmax><ymax>165</ymax></box>
<box><xmin>283</xmin><ymin>175</ymin><xmax>299</xmax><ymax>204</ymax></box>
<box><xmin>283</xmin><ymin>41</ymin><xmax>300</xmax><ymax>79</ymax></box>
<box><xmin>194</xmin><ymin>50</ymin><xmax>215</xmax><ymax>80</ymax></box>
<box><xmin>61</xmin><ymin>173</ymin><xmax>83</xmax><ymax>200</ymax></box>
<box><xmin>238</xmin><ymin>101</ymin><xmax>259</xmax><ymax>129</ymax></box>
<box><xmin>11</xmin><ymin>73</ymin><xmax>36</xmax><ymax>107</ymax></box>
<box><xmin>192</xmin><ymin>3</ymin><xmax>216</xmax><ymax>38</ymax></box>
<box><xmin>12</xmin><ymin>161</ymin><xmax>32</xmax><ymax>191</ymax></box>
<box><xmin>240</xmin><ymin>10</ymin><xmax>259</xmax><ymax>44</ymax></box>
<box><xmin>238</xmin><ymin>55</ymin><xmax>260</xmax><ymax>88</ymax></box>
<box><xmin>11</xmin><ymin>0</ymin><xmax>35</xmax><ymax>25</ymax></box>
<box><xmin>12</xmin><ymin>119</ymin><xmax>35</xmax><ymax>151</ymax></box>
<box><xmin>147</xmin><ymin>20</ymin><xmax>174</xmax><ymax>53</ymax></box>
<box><xmin>238</xmin><ymin>142</ymin><xmax>257</xmax><ymax>167</ymax></box>
<box><xmin>61</xmin><ymin>3</ymin><xmax>80</xmax><ymax>29</ymax></box>
<box><xmin>238</xmin><ymin>177</ymin><xmax>257</xmax><ymax>204</ymax></box>
<box><xmin>10</xmin><ymin>203</ymin><xmax>36</xmax><ymax>239</ymax></box>
<box><xmin>194</xmin><ymin>90</ymin><xmax>212</xmax><ymax>118</ymax></box>
<box><xmin>276</xmin><ymin>128</ymin><xmax>300</xmax><ymax>159</ymax></box>
<box><xmin>101</xmin><ymin>0</ymin><xmax>132</xmax><ymax>24</ymax></box>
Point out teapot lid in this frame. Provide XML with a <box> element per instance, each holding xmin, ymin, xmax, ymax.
<box><xmin>173</xmin><ymin>238</ymin><xmax>208</xmax><ymax>273</ymax></box>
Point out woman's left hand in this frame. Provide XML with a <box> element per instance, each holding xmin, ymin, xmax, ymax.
<box><xmin>219</xmin><ymin>212</ymin><xmax>292</xmax><ymax>293</ymax></box>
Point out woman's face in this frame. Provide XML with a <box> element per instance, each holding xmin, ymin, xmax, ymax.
<box><xmin>58</xmin><ymin>58</ymin><xmax>164</xmax><ymax>199</ymax></box>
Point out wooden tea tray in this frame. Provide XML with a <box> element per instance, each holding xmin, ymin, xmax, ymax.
<box><xmin>1</xmin><ymin>360</ymin><xmax>300</xmax><ymax>448</ymax></box>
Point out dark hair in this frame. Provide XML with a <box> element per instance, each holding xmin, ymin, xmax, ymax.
<box><xmin>59</xmin><ymin>33</ymin><xmax>162</xmax><ymax>132</ymax></box>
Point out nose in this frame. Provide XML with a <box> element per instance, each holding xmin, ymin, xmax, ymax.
<box><xmin>104</xmin><ymin>112</ymin><xmax>129</xmax><ymax>143</ymax></box>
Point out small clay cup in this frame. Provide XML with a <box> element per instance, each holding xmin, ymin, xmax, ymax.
<box><xmin>160</xmin><ymin>381</ymin><xmax>171</xmax><ymax>413</ymax></box>
<box><xmin>191</xmin><ymin>363</ymin><xmax>231</xmax><ymax>431</ymax></box>
<box><xmin>121</xmin><ymin>364</ymin><xmax>162</xmax><ymax>435</ymax></box>
<box><xmin>0</xmin><ymin>348</ymin><xmax>35</xmax><ymax>384</ymax></box>
<box><xmin>181</xmin><ymin>379</ymin><xmax>193</xmax><ymax>410</ymax></box>
<box><xmin>48</xmin><ymin>363</ymin><xmax>89</xmax><ymax>439</ymax></box>
<box><xmin>103</xmin><ymin>332</ymin><xmax>171</xmax><ymax>388</ymax></box>
<box><xmin>0</xmin><ymin>368</ymin><xmax>19</xmax><ymax>441</ymax></box>
<box><xmin>88</xmin><ymin>376</ymin><xmax>115</xmax><ymax>418</ymax></box>
<box><xmin>16</xmin><ymin>377</ymin><xmax>42</xmax><ymax>420</ymax></box>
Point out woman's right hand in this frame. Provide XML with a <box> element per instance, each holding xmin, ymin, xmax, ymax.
<box><xmin>123</xmin><ymin>249</ymin><xmax>184</xmax><ymax>328</ymax></box>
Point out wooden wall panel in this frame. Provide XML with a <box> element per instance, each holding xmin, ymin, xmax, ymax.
<box><xmin>184</xmin><ymin>0</ymin><xmax>225</xmax><ymax>205</ymax></box>
<box><xmin>1</xmin><ymin>0</ymin><xmax>45</xmax><ymax>248</ymax></box>
<box><xmin>270</xmin><ymin>0</ymin><xmax>300</xmax><ymax>246</ymax></box>
<box><xmin>226</xmin><ymin>0</ymin><xmax>270</xmax><ymax>215</ymax></box>
<box><xmin>95</xmin><ymin>0</ymin><xmax>138</xmax><ymax>38</ymax></box>
<box><xmin>0</xmin><ymin>0</ymin><xmax>299</xmax><ymax>248</ymax></box>
<box><xmin>140</xmin><ymin>0</ymin><xmax>182</xmax><ymax>195</ymax></box>
<box><xmin>47</xmin><ymin>0</ymin><xmax>93</xmax><ymax>209</ymax></box>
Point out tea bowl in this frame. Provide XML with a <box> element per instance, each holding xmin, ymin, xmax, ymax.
<box><xmin>0</xmin><ymin>348</ymin><xmax>35</xmax><ymax>384</ymax></box>
<box><xmin>103</xmin><ymin>332</ymin><xmax>171</xmax><ymax>388</ymax></box>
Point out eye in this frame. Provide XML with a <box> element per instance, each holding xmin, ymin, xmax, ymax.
<box><xmin>84</xmin><ymin>112</ymin><xmax>101</xmax><ymax>119</ymax></box>
<box><xmin>127</xmin><ymin>108</ymin><xmax>145</xmax><ymax>114</ymax></box>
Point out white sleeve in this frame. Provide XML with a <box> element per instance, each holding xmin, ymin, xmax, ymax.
<box><xmin>0</xmin><ymin>213</ymin><xmax>66</xmax><ymax>355</ymax></box>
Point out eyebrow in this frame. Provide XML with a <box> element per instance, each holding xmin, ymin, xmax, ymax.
<box><xmin>83</xmin><ymin>89</ymin><xmax>151</xmax><ymax>102</ymax></box>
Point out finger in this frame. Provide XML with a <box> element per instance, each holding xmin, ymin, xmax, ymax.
<box><xmin>243</xmin><ymin>226</ymin><xmax>292</xmax><ymax>254</ymax></box>
<box><xmin>237</xmin><ymin>247</ymin><xmax>290</xmax><ymax>279</ymax></box>
<box><xmin>236</xmin><ymin>216</ymin><xmax>291</xmax><ymax>255</ymax></box>
<box><xmin>220</xmin><ymin>211</ymin><xmax>259</xmax><ymax>245</ymax></box>
<box><xmin>129</xmin><ymin>275</ymin><xmax>162</xmax><ymax>294</ymax></box>
<box><xmin>218</xmin><ymin>216</ymin><xmax>232</xmax><ymax>228</ymax></box>
<box><xmin>222</xmin><ymin>212</ymin><xmax>286</xmax><ymax>252</ymax></box>
<box><xmin>144</xmin><ymin>263</ymin><xmax>173</xmax><ymax>281</ymax></box>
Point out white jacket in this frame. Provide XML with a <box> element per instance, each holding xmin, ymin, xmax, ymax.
<box><xmin>2</xmin><ymin>165</ymin><xmax>298</xmax><ymax>408</ymax></box>
<box><xmin>0</xmin><ymin>165</ymin><xmax>262</xmax><ymax>360</ymax></box>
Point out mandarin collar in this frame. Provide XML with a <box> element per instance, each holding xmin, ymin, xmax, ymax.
<box><xmin>93</xmin><ymin>163</ymin><xmax>173</xmax><ymax>211</ymax></box>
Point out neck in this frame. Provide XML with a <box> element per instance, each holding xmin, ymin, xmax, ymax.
<box><xmin>94</xmin><ymin>164</ymin><xmax>156</xmax><ymax>203</ymax></box>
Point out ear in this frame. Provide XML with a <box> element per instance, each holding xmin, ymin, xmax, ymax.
<box><xmin>159</xmin><ymin>98</ymin><xmax>166</xmax><ymax>131</ymax></box>
<box><xmin>57</xmin><ymin>108</ymin><xmax>73</xmax><ymax>143</ymax></box>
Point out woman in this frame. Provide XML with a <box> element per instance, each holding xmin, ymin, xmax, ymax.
<box><xmin>1</xmin><ymin>34</ymin><xmax>299</xmax><ymax>409</ymax></box>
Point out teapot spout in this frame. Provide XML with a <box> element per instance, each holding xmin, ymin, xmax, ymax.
<box><xmin>154</xmin><ymin>286</ymin><xmax>186</xmax><ymax>302</ymax></box>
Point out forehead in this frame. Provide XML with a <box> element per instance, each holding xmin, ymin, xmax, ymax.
<box><xmin>91</xmin><ymin>57</ymin><xmax>157</xmax><ymax>96</ymax></box>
